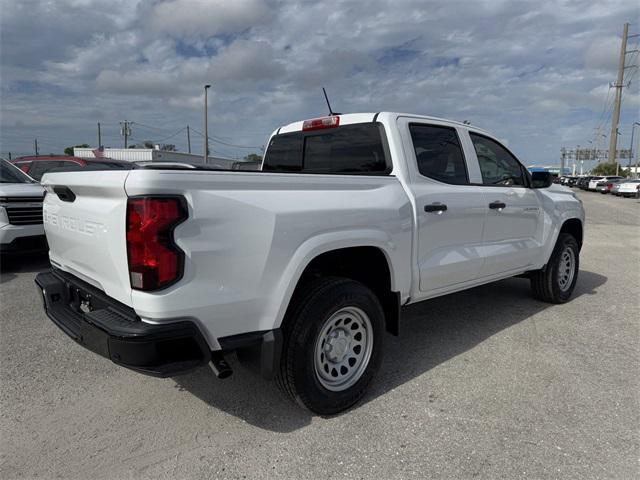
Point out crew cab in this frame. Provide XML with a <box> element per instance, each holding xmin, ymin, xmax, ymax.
<box><xmin>35</xmin><ymin>112</ymin><xmax>585</xmax><ymax>414</ymax></box>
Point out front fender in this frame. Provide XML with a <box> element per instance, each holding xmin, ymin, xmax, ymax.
<box><xmin>538</xmin><ymin>189</ymin><xmax>585</xmax><ymax>266</ymax></box>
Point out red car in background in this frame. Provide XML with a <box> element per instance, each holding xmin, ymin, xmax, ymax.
<box><xmin>11</xmin><ymin>155</ymin><xmax>134</xmax><ymax>181</ymax></box>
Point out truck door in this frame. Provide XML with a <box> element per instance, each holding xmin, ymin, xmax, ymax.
<box><xmin>466</xmin><ymin>132</ymin><xmax>543</xmax><ymax>276</ymax></box>
<box><xmin>397</xmin><ymin>118</ymin><xmax>488</xmax><ymax>293</ymax></box>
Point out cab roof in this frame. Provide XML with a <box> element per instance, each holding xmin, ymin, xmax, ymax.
<box><xmin>274</xmin><ymin>112</ymin><xmax>491</xmax><ymax>136</ymax></box>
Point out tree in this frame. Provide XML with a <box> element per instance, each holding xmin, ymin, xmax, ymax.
<box><xmin>591</xmin><ymin>162</ymin><xmax>629</xmax><ymax>177</ymax></box>
<box><xmin>243</xmin><ymin>153</ymin><xmax>262</xmax><ymax>162</ymax></box>
<box><xmin>131</xmin><ymin>141</ymin><xmax>154</xmax><ymax>149</ymax></box>
<box><xmin>64</xmin><ymin>144</ymin><xmax>89</xmax><ymax>156</ymax></box>
<box><xmin>160</xmin><ymin>144</ymin><xmax>177</xmax><ymax>151</ymax></box>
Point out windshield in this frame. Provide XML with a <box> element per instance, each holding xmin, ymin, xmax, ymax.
<box><xmin>0</xmin><ymin>159</ymin><xmax>35</xmax><ymax>183</ymax></box>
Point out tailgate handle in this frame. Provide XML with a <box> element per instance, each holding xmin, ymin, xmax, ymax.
<box><xmin>53</xmin><ymin>186</ymin><xmax>76</xmax><ymax>203</ymax></box>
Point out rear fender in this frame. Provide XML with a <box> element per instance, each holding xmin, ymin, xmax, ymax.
<box><xmin>268</xmin><ymin>230</ymin><xmax>404</xmax><ymax>331</ymax></box>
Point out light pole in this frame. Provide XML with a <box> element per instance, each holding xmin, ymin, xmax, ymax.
<box><xmin>631</xmin><ymin>121</ymin><xmax>640</xmax><ymax>178</ymax></box>
<box><xmin>204</xmin><ymin>84</ymin><xmax>211</xmax><ymax>164</ymax></box>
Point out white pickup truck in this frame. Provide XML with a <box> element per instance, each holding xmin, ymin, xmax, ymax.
<box><xmin>36</xmin><ymin>112</ymin><xmax>584</xmax><ymax>414</ymax></box>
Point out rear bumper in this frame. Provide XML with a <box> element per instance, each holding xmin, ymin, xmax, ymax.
<box><xmin>35</xmin><ymin>268</ymin><xmax>211</xmax><ymax>377</ymax></box>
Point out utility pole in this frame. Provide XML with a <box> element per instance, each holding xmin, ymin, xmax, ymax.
<box><xmin>34</xmin><ymin>138</ymin><xmax>39</xmax><ymax>156</ymax></box>
<box><xmin>608</xmin><ymin>23</ymin><xmax>629</xmax><ymax>173</ymax></box>
<box><xmin>187</xmin><ymin>125</ymin><xmax>191</xmax><ymax>153</ymax></box>
<box><xmin>120</xmin><ymin>120</ymin><xmax>131</xmax><ymax>148</ymax></box>
<box><xmin>204</xmin><ymin>85</ymin><xmax>211</xmax><ymax>164</ymax></box>
<box><xmin>97</xmin><ymin>122</ymin><xmax>102</xmax><ymax>148</ymax></box>
<box><xmin>631</xmin><ymin>121</ymin><xmax>640</xmax><ymax>178</ymax></box>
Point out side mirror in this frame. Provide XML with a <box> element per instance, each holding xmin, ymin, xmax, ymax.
<box><xmin>531</xmin><ymin>171</ymin><xmax>553</xmax><ymax>188</ymax></box>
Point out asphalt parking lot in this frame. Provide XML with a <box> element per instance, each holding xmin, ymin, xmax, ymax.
<box><xmin>1</xmin><ymin>191</ymin><xmax>638</xmax><ymax>480</ymax></box>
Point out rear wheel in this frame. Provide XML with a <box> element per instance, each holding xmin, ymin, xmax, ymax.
<box><xmin>530</xmin><ymin>233</ymin><xmax>579</xmax><ymax>303</ymax></box>
<box><xmin>276</xmin><ymin>277</ymin><xmax>384</xmax><ymax>415</ymax></box>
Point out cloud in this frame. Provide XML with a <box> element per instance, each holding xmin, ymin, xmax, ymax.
<box><xmin>148</xmin><ymin>0</ymin><xmax>271</xmax><ymax>39</ymax></box>
<box><xmin>95</xmin><ymin>39</ymin><xmax>283</xmax><ymax>96</ymax></box>
<box><xmin>585</xmin><ymin>36</ymin><xmax>624</xmax><ymax>72</ymax></box>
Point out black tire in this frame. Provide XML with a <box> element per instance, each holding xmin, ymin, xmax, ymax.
<box><xmin>530</xmin><ymin>233</ymin><xmax>579</xmax><ymax>303</ymax></box>
<box><xmin>276</xmin><ymin>277</ymin><xmax>384</xmax><ymax>415</ymax></box>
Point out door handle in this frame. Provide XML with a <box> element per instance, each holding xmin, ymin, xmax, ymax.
<box><xmin>424</xmin><ymin>203</ymin><xmax>447</xmax><ymax>214</ymax></box>
<box><xmin>489</xmin><ymin>201</ymin><xmax>506</xmax><ymax>210</ymax></box>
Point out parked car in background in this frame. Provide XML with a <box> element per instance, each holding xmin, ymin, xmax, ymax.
<box><xmin>576</xmin><ymin>176</ymin><xmax>593</xmax><ymax>190</ymax></box>
<box><xmin>0</xmin><ymin>159</ymin><xmax>46</xmax><ymax>254</ymax></box>
<box><xmin>11</xmin><ymin>155</ymin><xmax>134</xmax><ymax>181</ymax></box>
<box><xmin>588</xmin><ymin>176</ymin><xmax>622</xmax><ymax>191</ymax></box>
<box><xmin>618</xmin><ymin>179</ymin><xmax>640</xmax><ymax>198</ymax></box>
<box><xmin>587</xmin><ymin>176</ymin><xmax>604</xmax><ymax>191</ymax></box>
<box><xmin>611</xmin><ymin>181</ymin><xmax>624</xmax><ymax>196</ymax></box>
<box><xmin>596</xmin><ymin>178</ymin><xmax>624</xmax><ymax>194</ymax></box>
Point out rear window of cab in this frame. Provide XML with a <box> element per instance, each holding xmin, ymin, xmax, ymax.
<box><xmin>263</xmin><ymin>123</ymin><xmax>391</xmax><ymax>175</ymax></box>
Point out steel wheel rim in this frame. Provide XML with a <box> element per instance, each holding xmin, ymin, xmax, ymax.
<box><xmin>314</xmin><ymin>306</ymin><xmax>373</xmax><ymax>392</ymax></box>
<box><xmin>557</xmin><ymin>247</ymin><xmax>576</xmax><ymax>291</ymax></box>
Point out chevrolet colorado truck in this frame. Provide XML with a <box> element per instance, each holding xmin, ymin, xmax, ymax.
<box><xmin>35</xmin><ymin>113</ymin><xmax>585</xmax><ymax>414</ymax></box>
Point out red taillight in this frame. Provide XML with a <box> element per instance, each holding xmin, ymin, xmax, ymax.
<box><xmin>302</xmin><ymin>115</ymin><xmax>340</xmax><ymax>131</ymax></box>
<box><xmin>126</xmin><ymin>196</ymin><xmax>187</xmax><ymax>291</ymax></box>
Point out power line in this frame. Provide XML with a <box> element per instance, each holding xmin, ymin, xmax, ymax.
<box><xmin>129</xmin><ymin>121</ymin><xmax>172</xmax><ymax>133</ymax></box>
<box><xmin>150</xmin><ymin>127</ymin><xmax>187</xmax><ymax>143</ymax></box>
<box><xmin>189</xmin><ymin>127</ymin><xmax>261</xmax><ymax>148</ymax></box>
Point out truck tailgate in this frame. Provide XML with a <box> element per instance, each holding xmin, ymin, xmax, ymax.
<box><xmin>41</xmin><ymin>171</ymin><xmax>133</xmax><ymax>306</ymax></box>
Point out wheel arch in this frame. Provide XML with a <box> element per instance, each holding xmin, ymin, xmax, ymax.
<box><xmin>559</xmin><ymin>218</ymin><xmax>583</xmax><ymax>251</ymax></box>
<box><xmin>276</xmin><ymin>243</ymin><xmax>401</xmax><ymax>337</ymax></box>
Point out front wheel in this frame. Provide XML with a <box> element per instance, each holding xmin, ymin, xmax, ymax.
<box><xmin>276</xmin><ymin>277</ymin><xmax>384</xmax><ymax>415</ymax></box>
<box><xmin>530</xmin><ymin>233</ymin><xmax>580</xmax><ymax>303</ymax></box>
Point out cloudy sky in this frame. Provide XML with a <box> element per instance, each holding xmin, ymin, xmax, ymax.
<box><xmin>1</xmin><ymin>0</ymin><xmax>638</xmax><ymax>165</ymax></box>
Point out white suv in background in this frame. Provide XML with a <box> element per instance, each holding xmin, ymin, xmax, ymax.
<box><xmin>0</xmin><ymin>159</ymin><xmax>46</xmax><ymax>254</ymax></box>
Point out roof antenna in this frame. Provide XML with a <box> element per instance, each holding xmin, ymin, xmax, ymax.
<box><xmin>322</xmin><ymin>87</ymin><xmax>341</xmax><ymax>116</ymax></box>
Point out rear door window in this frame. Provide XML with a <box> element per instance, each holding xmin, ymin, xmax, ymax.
<box><xmin>263</xmin><ymin>123</ymin><xmax>390</xmax><ymax>175</ymax></box>
<box><xmin>409</xmin><ymin>124</ymin><xmax>468</xmax><ymax>184</ymax></box>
